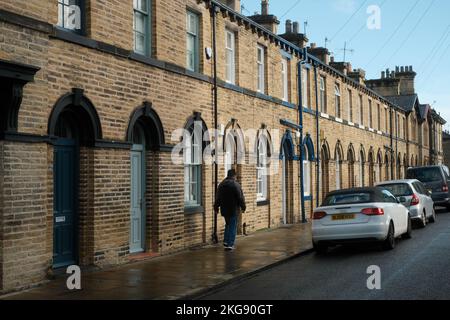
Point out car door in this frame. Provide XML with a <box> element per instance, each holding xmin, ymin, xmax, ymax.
<box><xmin>382</xmin><ymin>190</ymin><xmax>406</xmax><ymax>236</ymax></box>
<box><xmin>416</xmin><ymin>181</ymin><xmax>434</xmax><ymax>217</ymax></box>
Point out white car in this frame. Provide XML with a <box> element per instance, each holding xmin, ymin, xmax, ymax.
<box><xmin>312</xmin><ymin>187</ymin><xmax>412</xmax><ymax>253</ymax></box>
<box><xmin>376</xmin><ymin>179</ymin><xmax>436</xmax><ymax>228</ymax></box>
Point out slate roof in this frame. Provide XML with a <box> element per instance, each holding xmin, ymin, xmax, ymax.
<box><xmin>384</xmin><ymin>94</ymin><xmax>418</xmax><ymax>112</ymax></box>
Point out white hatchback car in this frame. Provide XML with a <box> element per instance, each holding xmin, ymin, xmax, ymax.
<box><xmin>312</xmin><ymin>187</ymin><xmax>412</xmax><ymax>253</ymax></box>
<box><xmin>376</xmin><ymin>179</ymin><xmax>436</xmax><ymax>228</ymax></box>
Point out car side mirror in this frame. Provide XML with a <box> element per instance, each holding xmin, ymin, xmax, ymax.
<box><xmin>399</xmin><ymin>197</ymin><xmax>406</xmax><ymax>203</ymax></box>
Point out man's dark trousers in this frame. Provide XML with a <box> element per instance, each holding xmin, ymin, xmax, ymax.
<box><xmin>224</xmin><ymin>213</ymin><xmax>238</xmax><ymax>247</ymax></box>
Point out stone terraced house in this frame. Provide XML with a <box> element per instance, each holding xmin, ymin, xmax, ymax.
<box><xmin>0</xmin><ymin>0</ymin><xmax>446</xmax><ymax>294</ymax></box>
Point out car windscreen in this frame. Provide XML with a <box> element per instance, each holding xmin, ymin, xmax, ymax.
<box><xmin>322</xmin><ymin>192</ymin><xmax>372</xmax><ymax>206</ymax></box>
<box><xmin>406</xmin><ymin>168</ymin><xmax>442</xmax><ymax>183</ymax></box>
<box><xmin>378</xmin><ymin>184</ymin><xmax>413</xmax><ymax>197</ymax></box>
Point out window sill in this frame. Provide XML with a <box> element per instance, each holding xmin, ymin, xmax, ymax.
<box><xmin>335</xmin><ymin>117</ymin><xmax>343</xmax><ymax>123</ymax></box>
<box><xmin>184</xmin><ymin>206</ymin><xmax>205</xmax><ymax>214</ymax></box>
<box><xmin>257</xmin><ymin>200</ymin><xmax>270</xmax><ymax>206</ymax></box>
<box><xmin>321</xmin><ymin>113</ymin><xmax>330</xmax><ymax>119</ymax></box>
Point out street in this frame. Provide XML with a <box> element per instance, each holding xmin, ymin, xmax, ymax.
<box><xmin>201</xmin><ymin>208</ymin><xmax>450</xmax><ymax>300</ymax></box>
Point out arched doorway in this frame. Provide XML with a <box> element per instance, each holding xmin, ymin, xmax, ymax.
<box><xmin>223</xmin><ymin>120</ymin><xmax>245</xmax><ymax>232</ymax></box>
<box><xmin>321</xmin><ymin>142</ymin><xmax>330</xmax><ymax>200</ymax></box>
<box><xmin>48</xmin><ymin>89</ymin><xmax>102</xmax><ymax>268</ymax></box>
<box><xmin>397</xmin><ymin>154</ymin><xmax>402</xmax><ymax>179</ymax></box>
<box><xmin>281</xmin><ymin>131</ymin><xmax>294</xmax><ymax>225</ymax></box>
<box><xmin>334</xmin><ymin>142</ymin><xmax>343</xmax><ymax>191</ymax></box>
<box><xmin>377</xmin><ymin>150</ymin><xmax>383</xmax><ymax>182</ymax></box>
<box><xmin>385</xmin><ymin>153</ymin><xmax>390</xmax><ymax>181</ymax></box>
<box><xmin>347</xmin><ymin>145</ymin><xmax>356</xmax><ymax>188</ymax></box>
<box><xmin>368</xmin><ymin>148</ymin><xmax>375</xmax><ymax>186</ymax></box>
<box><xmin>126</xmin><ymin>102</ymin><xmax>165</xmax><ymax>253</ymax></box>
<box><xmin>359</xmin><ymin>149</ymin><xmax>365</xmax><ymax>187</ymax></box>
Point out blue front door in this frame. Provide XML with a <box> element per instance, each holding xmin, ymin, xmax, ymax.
<box><xmin>53</xmin><ymin>139</ymin><xmax>77</xmax><ymax>268</ymax></box>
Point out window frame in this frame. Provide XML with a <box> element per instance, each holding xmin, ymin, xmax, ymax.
<box><xmin>57</xmin><ymin>0</ymin><xmax>86</xmax><ymax>35</ymax></box>
<box><xmin>359</xmin><ymin>95</ymin><xmax>364</xmax><ymax>125</ymax></box>
<box><xmin>334</xmin><ymin>83</ymin><xmax>341</xmax><ymax>119</ymax></box>
<box><xmin>184</xmin><ymin>124</ymin><xmax>203</xmax><ymax>208</ymax></box>
<box><xmin>225</xmin><ymin>29</ymin><xmax>236</xmax><ymax>84</ymax></box>
<box><xmin>281</xmin><ymin>57</ymin><xmax>289</xmax><ymax>102</ymax></box>
<box><xmin>133</xmin><ymin>0</ymin><xmax>151</xmax><ymax>56</ymax></box>
<box><xmin>186</xmin><ymin>10</ymin><xmax>200</xmax><ymax>72</ymax></box>
<box><xmin>256</xmin><ymin>135</ymin><xmax>269</xmax><ymax>201</ymax></box>
<box><xmin>319</xmin><ymin>76</ymin><xmax>326</xmax><ymax>113</ymax></box>
<box><xmin>257</xmin><ymin>45</ymin><xmax>266</xmax><ymax>93</ymax></box>
<box><xmin>347</xmin><ymin>89</ymin><xmax>353</xmax><ymax>123</ymax></box>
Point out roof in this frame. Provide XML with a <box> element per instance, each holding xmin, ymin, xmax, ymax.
<box><xmin>326</xmin><ymin>187</ymin><xmax>383</xmax><ymax>196</ymax></box>
<box><xmin>385</xmin><ymin>94</ymin><xmax>418</xmax><ymax>112</ymax></box>
<box><xmin>377</xmin><ymin>179</ymin><xmax>418</xmax><ymax>185</ymax></box>
<box><xmin>419</xmin><ymin>104</ymin><xmax>431</xmax><ymax>121</ymax></box>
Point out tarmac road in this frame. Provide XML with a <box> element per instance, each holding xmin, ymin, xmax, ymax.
<box><xmin>201</xmin><ymin>208</ymin><xmax>450</xmax><ymax>300</ymax></box>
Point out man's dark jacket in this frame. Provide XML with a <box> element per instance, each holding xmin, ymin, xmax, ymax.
<box><xmin>214</xmin><ymin>178</ymin><xmax>246</xmax><ymax>217</ymax></box>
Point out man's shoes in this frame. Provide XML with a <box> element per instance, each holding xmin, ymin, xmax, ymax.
<box><xmin>224</xmin><ymin>246</ymin><xmax>235</xmax><ymax>251</ymax></box>
<box><xmin>223</xmin><ymin>242</ymin><xmax>228</xmax><ymax>247</ymax></box>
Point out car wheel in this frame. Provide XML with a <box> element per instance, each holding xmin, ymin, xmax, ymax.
<box><xmin>402</xmin><ymin>216</ymin><xmax>412</xmax><ymax>240</ymax></box>
<box><xmin>418</xmin><ymin>210</ymin><xmax>427</xmax><ymax>228</ymax></box>
<box><xmin>382</xmin><ymin>222</ymin><xmax>395</xmax><ymax>250</ymax></box>
<box><xmin>428</xmin><ymin>208</ymin><xmax>436</xmax><ymax>223</ymax></box>
<box><xmin>313</xmin><ymin>242</ymin><xmax>328</xmax><ymax>254</ymax></box>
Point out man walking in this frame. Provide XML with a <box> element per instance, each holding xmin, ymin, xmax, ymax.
<box><xmin>214</xmin><ymin>169</ymin><xmax>246</xmax><ymax>251</ymax></box>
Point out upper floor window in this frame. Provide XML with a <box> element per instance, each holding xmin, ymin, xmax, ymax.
<box><xmin>57</xmin><ymin>0</ymin><xmax>84</xmax><ymax>34</ymax></box>
<box><xmin>347</xmin><ymin>89</ymin><xmax>353</xmax><ymax>122</ymax></box>
<box><xmin>377</xmin><ymin>104</ymin><xmax>381</xmax><ymax>130</ymax></box>
<box><xmin>320</xmin><ymin>76</ymin><xmax>326</xmax><ymax>113</ymax></box>
<box><xmin>225</xmin><ymin>29</ymin><xmax>235</xmax><ymax>83</ymax></box>
<box><xmin>385</xmin><ymin>108</ymin><xmax>389</xmax><ymax>132</ymax></box>
<box><xmin>368</xmin><ymin>100</ymin><xmax>373</xmax><ymax>128</ymax></box>
<box><xmin>359</xmin><ymin>95</ymin><xmax>364</xmax><ymax>125</ymax></box>
<box><xmin>335</xmin><ymin>84</ymin><xmax>341</xmax><ymax>118</ymax></box>
<box><xmin>186</xmin><ymin>11</ymin><xmax>200</xmax><ymax>72</ymax></box>
<box><xmin>302</xmin><ymin>67</ymin><xmax>309</xmax><ymax>107</ymax></box>
<box><xmin>281</xmin><ymin>57</ymin><xmax>289</xmax><ymax>101</ymax></box>
<box><xmin>257</xmin><ymin>45</ymin><xmax>265</xmax><ymax>93</ymax></box>
<box><xmin>133</xmin><ymin>0</ymin><xmax>151</xmax><ymax>56</ymax></box>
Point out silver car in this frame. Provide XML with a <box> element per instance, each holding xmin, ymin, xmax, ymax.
<box><xmin>377</xmin><ymin>179</ymin><xmax>436</xmax><ymax>228</ymax></box>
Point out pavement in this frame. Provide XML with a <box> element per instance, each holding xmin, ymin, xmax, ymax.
<box><xmin>202</xmin><ymin>208</ymin><xmax>450</xmax><ymax>300</ymax></box>
<box><xmin>1</xmin><ymin>222</ymin><xmax>312</xmax><ymax>300</ymax></box>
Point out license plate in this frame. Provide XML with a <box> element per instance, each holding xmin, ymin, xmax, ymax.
<box><xmin>332</xmin><ymin>214</ymin><xmax>355</xmax><ymax>221</ymax></box>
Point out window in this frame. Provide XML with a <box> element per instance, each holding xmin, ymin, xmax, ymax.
<box><xmin>133</xmin><ymin>0</ymin><xmax>151</xmax><ymax>56</ymax></box>
<box><xmin>359</xmin><ymin>95</ymin><xmax>364</xmax><ymax>125</ymax></box>
<box><xmin>186</xmin><ymin>11</ymin><xmax>200</xmax><ymax>72</ymax></box>
<box><xmin>347</xmin><ymin>89</ymin><xmax>353</xmax><ymax>122</ymax></box>
<box><xmin>257</xmin><ymin>45</ymin><xmax>265</xmax><ymax>93</ymax></box>
<box><xmin>225</xmin><ymin>29</ymin><xmax>235</xmax><ymax>83</ymax></box>
<box><xmin>57</xmin><ymin>0</ymin><xmax>84</xmax><ymax>34</ymax></box>
<box><xmin>335</xmin><ymin>84</ymin><xmax>341</xmax><ymax>118</ymax></box>
<box><xmin>184</xmin><ymin>124</ymin><xmax>202</xmax><ymax>207</ymax></box>
<box><xmin>302</xmin><ymin>67</ymin><xmax>309</xmax><ymax>107</ymax></box>
<box><xmin>281</xmin><ymin>57</ymin><xmax>289</xmax><ymax>101</ymax></box>
<box><xmin>385</xmin><ymin>108</ymin><xmax>389</xmax><ymax>132</ymax></box>
<box><xmin>377</xmin><ymin>104</ymin><xmax>381</xmax><ymax>130</ymax></box>
<box><xmin>256</xmin><ymin>135</ymin><xmax>269</xmax><ymax>201</ymax></box>
<box><xmin>368</xmin><ymin>100</ymin><xmax>373</xmax><ymax>128</ymax></box>
<box><xmin>319</xmin><ymin>76</ymin><xmax>326</xmax><ymax>113</ymax></box>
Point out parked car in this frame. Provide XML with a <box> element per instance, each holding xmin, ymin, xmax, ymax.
<box><xmin>377</xmin><ymin>179</ymin><xmax>436</xmax><ymax>228</ymax></box>
<box><xmin>312</xmin><ymin>187</ymin><xmax>412</xmax><ymax>253</ymax></box>
<box><xmin>406</xmin><ymin>165</ymin><xmax>450</xmax><ymax>209</ymax></box>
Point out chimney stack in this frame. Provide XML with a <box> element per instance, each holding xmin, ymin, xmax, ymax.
<box><xmin>381</xmin><ymin>71</ymin><xmax>386</xmax><ymax>79</ymax></box>
<box><xmin>293</xmin><ymin>21</ymin><xmax>299</xmax><ymax>34</ymax></box>
<box><xmin>248</xmin><ymin>0</ymin><xmax>280</xmax><ymax>33</ymax></box>
<box><xmin>218</xmin><ymin>0</ymin><xmax>241</xmax><ymax>13</ymax></box>
<box><xmin>286</xmin><ymin>20</ymin><xmax>292</xmax><ymax>33</ymax></box>
<box><xmin>261</xmin><ymin>0</ymin><xmax>269</xmax><ymax>15</ymax></box>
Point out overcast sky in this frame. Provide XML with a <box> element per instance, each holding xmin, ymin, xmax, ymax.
<box><xmin>241</xmin><ymin>0</ymin><xmax>450</xmax><ymax>130</ymax></box>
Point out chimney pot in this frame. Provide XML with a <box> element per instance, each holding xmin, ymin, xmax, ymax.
<box><xmin>293</xmin><ymin>21</ymin><xmax>299</xmax><ymax>34</ymax></box>
<box><xmin>395</xmin><ymin>66</ymin><xmax>400</xmax><ymax>73</ymax></box>
<box><xmin>401</xmin><ymin>66</ymin><xmax>404</xmax><ymax>72</ymax></box>
<box><xmin>261</xmin><ymin>0</ymin><xmax>269</xmax><ymax>15</ymax></box>
<box><xmin>286</xmin><ymin>20</ymin><xmax>292</xmax><ymax>33</ymax></box>
<box><xmin>311</xmin><ymin>43</ymin><xmax>317</xmax><ymax>49</ymax></box>
<box><xmin>330</xmin><ymin>56</ymin><xmax>335</xmax><ymax>63</ymax></box>
<box><xmin>386</xmin><ymin>68</ymin><xmax>390</xmax><ymax>78</ymax></box>
<box><xmin>381</xmin><ymin>71</ymin><xmax>385</xmax><ymax>79</ymax></box>
<box><xmin>409</xmin><ymin>65</ymin><xmax>413</xmax><ymax>72</ymax></box>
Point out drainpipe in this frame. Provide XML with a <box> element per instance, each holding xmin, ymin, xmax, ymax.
<box><xmin>313</xmin><ymin>61</ymin><xmax>320</xmax><ymax>208</ymax></box>
<box><xmin>298</xmin><ymin>48</ymin><xmax>307</xmax><ymax>223</ymax></box>
<box><xmin>211</xmin><ymin>3</ymin><xmax>219</xmax><ymax>244</ymax></box>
